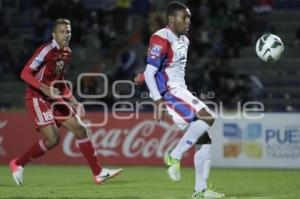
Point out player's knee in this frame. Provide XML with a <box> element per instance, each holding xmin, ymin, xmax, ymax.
<box><xmin>73</xmin><ymin>124</ymin><xmax>87</xmax><ymax>139</ymax></box>
<box><xmin>46</xmin><ymin>135</ymin><xmax>60</xmax><ymax>148</ymax></box>
<box><xmin>196</xmin><ymin>108</ymin><xmax>215</xmax><ymax>126</ymax></box>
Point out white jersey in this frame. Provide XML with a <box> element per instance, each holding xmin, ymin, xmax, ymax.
<box><xmin>147</xmin><ymin>27</ymin><xmax>189</xmax><ymax>93</ymax></box>
<box><xmin>145</xmin><ymin>27</ymin><xmax>210</xmax><ymax>130</ymax></box>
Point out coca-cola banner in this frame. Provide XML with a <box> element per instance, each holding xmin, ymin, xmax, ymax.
<box><xmin>0</xmin><ymin>112</ymin><xmax>194</xmax><ymax>166</ymax></box>
<box><xmin>2</xmin><ymin>112</ymin><xmax>299</xmax><ymax>168</ymax></box>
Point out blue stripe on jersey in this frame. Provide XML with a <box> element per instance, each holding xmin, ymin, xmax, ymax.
<box><xmin>147</xmin><ymin>57</ymin><xmax>161</xmax><ymax>68</ymax></box>
<box><xmin>155</xmin><ymin>71</ymin><xmax>167</xmax><ymax>93</ymax></box>
<box><xmin>152</xmin><ymin>55</ymin><xmax>168</xmax><ymax>93</ymax></box>
<box><xmin>163</xmin><ymin>93</ymin><xmax>196</xmax><ymax>122</ymax></box>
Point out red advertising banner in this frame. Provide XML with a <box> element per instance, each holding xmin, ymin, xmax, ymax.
<box><xmin>0</xmin><ymin>112</ymin><xmax>194</xmax><ymax>166</ymax></box>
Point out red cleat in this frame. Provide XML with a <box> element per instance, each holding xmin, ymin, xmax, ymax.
<box><xmin>9</xmin><ymin>159</ymin><xmax>24</xmax><ymax>186</ymax></box>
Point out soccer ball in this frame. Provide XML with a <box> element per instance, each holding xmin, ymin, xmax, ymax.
<box><xmin>255</xmin><ymin>34</ymin><xmax>284</xmax><ymax>62</ymax></box>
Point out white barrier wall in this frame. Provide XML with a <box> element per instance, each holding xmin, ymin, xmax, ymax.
<box><xmin>210</xmin><ymin>113</ymin><xmax>300</xmax><ymax>168</ymax></box>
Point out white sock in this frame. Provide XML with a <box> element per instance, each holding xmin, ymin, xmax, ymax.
<box><xmin>170</xmin><ymin>120</ymin><xmax>211</xmax><ymax>160</ymax></box>
<box><xmin>194</xmin><ymin>144</ymin><xmax>211</xmax><ymax>192</ymax></box>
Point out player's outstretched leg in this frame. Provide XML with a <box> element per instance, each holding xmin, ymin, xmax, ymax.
<box><xmin>165</xmin><ymin>108</ymin><xmax>214</xmax><ymax>182</ymax></box>
<box><xmin>76</xmin><ymin>136</ymin><xmax>123</xmax><ymax>184</ymax></box>
<box><xmin>164</xmin><ymin>119</ymin><xmax>211</xmax><ymax>182</ymax></box>
<box><xmin>62</xmin><ymin>116</ymin><xmax>122</xmax><ymax>184</ymax></box>
<box><xmin>9</xmin><ymin>125</ymin><xmax>59</xmax><ymax>186</ymax></box>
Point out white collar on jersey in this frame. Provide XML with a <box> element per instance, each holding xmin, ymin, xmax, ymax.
<box><xmin>166</xmin><ymin>26</ymin><xmax>185</xmax><ymax>41</ymax></box>
<box><xmin>52</xmin><ymin>39</ymin><xmax>60</xmax><ymax>50</ymax></box>
<box><xmin>166</xmin><ymin>26</ymin><xmax>179</xmax><ymax>38</ymax></box>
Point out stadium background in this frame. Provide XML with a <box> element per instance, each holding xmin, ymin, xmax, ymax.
<box><xmin>0</xmin><ymin>0</ymin><xmax>300</xmax><ymax>198</ymax></box>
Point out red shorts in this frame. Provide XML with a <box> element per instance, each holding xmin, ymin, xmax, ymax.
<box><xmin>25</xmin><ymin>95</ymin><xmax>75</xmax><ymax>129</ymax></box>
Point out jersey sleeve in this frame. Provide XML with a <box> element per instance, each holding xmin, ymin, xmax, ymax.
<box><xmin>146</xmin><ymin>35</ymin><xmax>169</xmax><ymax>68</ymax></box>
<box><xmin>20</xmin><ymin>66</ymin><xmax>41</xmax><ymax>89</ymax></box>
<box><xmin>26</xmin><ymin>44</ymin><xmax>50</xmax><ymax>71</ymax></box>
<box><xmin>20</xmin><ymin>44</ymin><xmax>51</xmax><ymax>89</ymax></box>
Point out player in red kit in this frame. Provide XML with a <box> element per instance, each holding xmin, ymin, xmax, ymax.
<box><xmin>9</xmin><ymin>19</ymin><xmax>122</xmax><ymax>186</ymax></box>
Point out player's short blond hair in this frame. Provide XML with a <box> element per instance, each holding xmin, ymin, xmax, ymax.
<box><xmin>53</xmin><ymin>18</ymin><xmax>71</xmax><ymax>32</ymax></box>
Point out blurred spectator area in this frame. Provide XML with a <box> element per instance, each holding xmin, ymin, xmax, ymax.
<box><xmin>0</xmin><ymin>0</ymin><xmax>300</xmax><ymax>112</ymax></box>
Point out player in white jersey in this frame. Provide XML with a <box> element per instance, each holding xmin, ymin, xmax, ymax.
<box><xmin>135</xmin><ymin>2</ymin><xmax>224</xmax><ymax>198</ymax></box>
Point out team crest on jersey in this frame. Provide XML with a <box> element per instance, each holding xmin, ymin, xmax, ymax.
<box><xmin>55</xmin><ymin>60</ymin><xmax>64</xmax><ymax>75</ymax></box>
<box><xmin>149</xmin><ymin>44</ymin><xmax>162</xmax><ymax>59</ymax></box>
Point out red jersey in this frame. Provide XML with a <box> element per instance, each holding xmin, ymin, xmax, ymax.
<box><xmin>21</xmin><ymin>39</ymin><xmax>72</xmax><ymax>100</ymax></box>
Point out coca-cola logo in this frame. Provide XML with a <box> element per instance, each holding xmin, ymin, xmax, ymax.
<box><xmin>63</xmin><ymin>120</ymin><xmax>182</xmax><ymax>159</ymax></box>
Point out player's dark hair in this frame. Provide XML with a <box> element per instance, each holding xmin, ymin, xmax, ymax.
<box><xmin>52</xmin><ymin>18</ymin><xmax>71</xmax><ymax>32</ymax></box>
<box><xmin>166</xmin><ymin>1</ymin><xmax>188</xmax><ymax>21</ymax></box>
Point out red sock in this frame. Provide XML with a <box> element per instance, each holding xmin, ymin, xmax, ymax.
<box><xmin>16</xmin><ymin>139</ymin><xmax>48</xmax><ymax>167</ymax></box>
<box><xmin>77</xmin><ymin>138</ymin><xmax>102</xmax><ymax>175</ymax></box>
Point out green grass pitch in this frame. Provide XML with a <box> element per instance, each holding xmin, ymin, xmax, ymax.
<box><xmin>0</xmin><ymin>165</ymin><xmax>299</xmax><ymax>199</ymax></box>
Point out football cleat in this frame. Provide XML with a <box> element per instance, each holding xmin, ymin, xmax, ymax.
<box><xmin>164</xmin><ymin>152</ymin><xmax>181</xmax><ymax>181</ymax></box>
<box><xmin>192</xmin><ymin>189</ymin><xmax>225</xmax><ymax>198</ymax></box>
<box><xmin>93</xmin><ymin>168</ymin><xmax>123</xmax><ymax>185</ymax></box>
<box><xmin>9</xmin><ymin>159</ymin><xmax>24</xmax><ymax>186</ymax></box>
